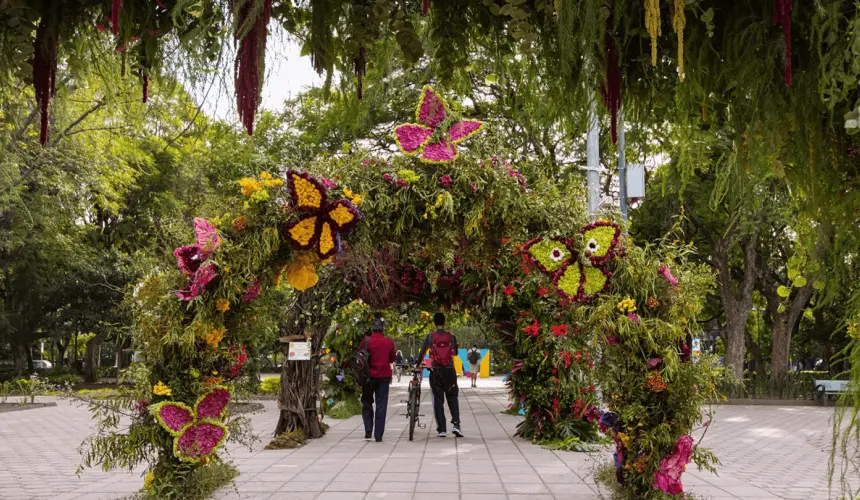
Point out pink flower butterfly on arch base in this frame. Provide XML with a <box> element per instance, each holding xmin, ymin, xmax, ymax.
<box><xmin>149</xmin><ymin>387</ymin><xmax>231</xmax><ymax>462</ymax></box>
<box><xmin>393</xmin><ymin>86</ymin><xmax>484</xmax><ymax>164</ymax></box>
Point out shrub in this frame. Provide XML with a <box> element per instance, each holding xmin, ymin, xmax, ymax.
<box><xmin>326</xmin><ymin>394</ymin><xmax>363</xmax><ymax>419</ymax></box>
<box><xmin>44</xmin><ymin>373</ymin><xmax>83</xmax><ymax>387</ymax></box>
<box><xmin>258</xmin><ymin>377</ymin><xmax>280</xmax><ymax>395</ymax></box>
<box><xmin>265</xmin><ymin>429</ymin><xmax>306</xmax><ymax>450</ymax></box>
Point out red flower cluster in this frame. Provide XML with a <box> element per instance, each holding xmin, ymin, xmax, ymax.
<box><xmin>537</xmin><ymin>287</ymin><xmax>551</xmax><ymax>297</ymax></box>
<box><xmin>504</xmin><ymin>285</ymin><xmax>516</xmax><ymax>296</ymax></box>
<box><xmin>228</xmin><ymin>345</ymin><xmax>248</xmax><ymax>378</ymax></box>
<box><xmin>523</xmin><ymin>320</ymin><xmax>541</xmax><ymax>337</ymax></box>
<box><xmin>560</xmin><ymin>350</ymin><xmax>572</xmax><ymax>368</ymax></box>
<box><xmin>551</xmin><ymin>324</ymin><xmax>568</xmax><ymax>337</ymax></box>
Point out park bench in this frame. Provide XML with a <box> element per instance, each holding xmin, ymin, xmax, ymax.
<box><xmin>813</xmin><ymin>379</ymin><xmax>849</xmax><ymax>406</ymax></box>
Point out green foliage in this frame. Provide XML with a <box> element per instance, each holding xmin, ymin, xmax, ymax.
<box><xmin>265</xmin><ymin>429</ymin><xmax>307</xmax><ymax>450</ymax></box>
<box><xmin>327</xmin><ymin>394</ymin><xmax>363</xmax><ymax>420</ymax></box>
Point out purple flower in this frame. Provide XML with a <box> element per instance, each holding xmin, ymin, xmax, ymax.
<box><xmin>362</xmin><ymin>159</ymin><xmax>371</xmax><ymax>166</ymax></box>
<box><xmin>157</xmin><ymin>404</ymin><xmax>194</xmax><ymax>432</ymax></box>
<box><xmin>133</xmin><ymin>399</ymin><xmax>150</xmax><ymax>411</ymax></box>
<box><xmin>439</xmin><ymin>174</ymin><xmax>453</xmax><ymax>188</ymax></box>
<box><xmin>607</xmin><ymin>335</ymin><xmax>620</xmax><ymax>345</ymax></box>
<box><xmin>599</xmin><ymin>411</ymin><xmax>619</xmax><ymax>433</ymax></box>
<box><xmin>336</xmin><ymin>372</ymin><xmax>345</xmax><ymax>382</ymax></box>
<box><xmin>383</xmin><ymin>173</ymin><xmax>393</xmax><ymax>182</ymax></box>
<box><xmin>395</xmin><ymin>179</ymin><xmax>409</xmax><ymax>189</ymax></box>
<box><xmin>319</xmin><ymin>177</ymin><xmax>337</xmax><ymax>190</ymax></box>
<box><xmin>627</xmin><ymin>312</ymin><xmax>640</xmax><ymax>323</ymax></box>
<box><xmin>470</xmin><ymin>183</ymin><xmax>477</xmax><ymax>193</ymax></box>
<box><xmin>193</xmin><ymin>218</ymin><xmax>220</xmax><ymax>258</ymax></box>
<box><xmin>647</xmin><ymin>358</ymin><xmax>662</xmax><ymax>369</ymax></box>
<box><xmin>174</xmin><ymin>245</ymin><xmax>203</xmax><ymax>276</ymax></box>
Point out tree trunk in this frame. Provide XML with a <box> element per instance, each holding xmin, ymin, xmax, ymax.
<box><xmin>765</xmin><ymin>281</ymin><xmax>813</xmax><ymax>385</ymax></box>
<box><xmin>55</xmin><ymin>339</ymin><xmax>68</xmax><ymax>366</ymax></box>
<box><xmin>745</xmin><ymin>332</ymin><xmax>764</xmax><ymax>376</ymax></box>
<box><xmin>83</xmin><ymin>333</ymin><xmax>104</xmax><ymax>383</ymax></box>
<box><xmin>274</xmin><ymin>324</ymin><xmax>326</xmax><ymax>439</ymax></box>
<box><xmin>14</xmin><ymin>341</ymin><xmax>29</xmax><ymax>377</ymax></box>
<box><xmin>714</xmin><ymin>231</ymin><xmax>759</xmax><ymax>379</ymax></box>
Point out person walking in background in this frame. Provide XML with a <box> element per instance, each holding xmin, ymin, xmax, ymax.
<box><xmin>394</xmin><ymin>350</ymin><xmax>404</xmax><ymax>382</ymax></box>
<box><xmin>360</xmin><ymin>317</ymin><xmax>396</xmax><ymax>442</ymax></box>
<box><xmin>417</xmin><ymin>313</ymin><xmax>463</xmax><ymax>438</ymax></box>
<box><xmin>467</xmin><ymin>344</ymin><xmax>480</xmax><ymax>388</ymax></box>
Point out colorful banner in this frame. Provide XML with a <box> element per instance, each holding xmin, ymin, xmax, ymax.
<box><xmin>423</xmin><ymin>349</ymin><xmax>490</xmax><ymax>378</ymax></box>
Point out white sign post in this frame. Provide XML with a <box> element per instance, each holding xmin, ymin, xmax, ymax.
<box><xmin>288</xmin><ymin>342</ymin><xmax>311</xmax><ymax>361</ymax></box>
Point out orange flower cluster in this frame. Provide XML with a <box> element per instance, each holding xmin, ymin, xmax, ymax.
<box><xmin>645</xmin><ymin>370</ymin><xmax>667</xmax><ymax>392</ymax></box>
<box><xmin>204</xmin><ymin>328</ymin><xmax>225</xmax><ymax>348</ymax></box>
<box><xmin>647</xmin><ymin>297</ymin><xmax>661</xmax><ymax>309</ymax></box>
<box><xmin>232</xmin><ymin>216</ymin><xmax>248</xmax><ymax>232</ymax></box>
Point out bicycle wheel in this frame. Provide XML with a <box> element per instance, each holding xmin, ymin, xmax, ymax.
<box><xmin>408</xmin><ymin>387</ymin><xmax>418</xmax><ymax>441</ymax></box>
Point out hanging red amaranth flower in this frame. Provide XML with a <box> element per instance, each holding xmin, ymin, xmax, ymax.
<box><xmin>422</xmin><ymin>0</ymin><xmax>429</xmax><ymax>16</ymax></box>
<box><xmin>773</xmin><ymin>0</ymin><xmax>792</xmax><ymax>86</ymax></box>
<box><xmin>601</xmin><ymin>12</ymin><xmax>621</xmax><ymax>144</ymax></box>
<box><xmin>33</xmin><ymin>16</ymin><xmax>60</xmax><ymax>146</ymax></box>
<box><xmin>141</xmin><ymin>70</ymin><xmax>149</xmax><ymax>103</ymax></box>
<box><xmin>234</xmin><ymin>0</ymin><xmax>273</xmax><ymax>135</ymax></box>
<box><xmin>111</xmin><ymin>0</ymin><xmax>123</xmax><ymax>35</ymax></box>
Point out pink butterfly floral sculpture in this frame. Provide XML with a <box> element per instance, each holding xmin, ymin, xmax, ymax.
<box><xmin>393</xmin><ymin>86</ymin><xmax>483</xmax><ymax>164</ymax></box>
<box><xmin>174</xmin><ymin>218</ymin><xmax>221</xmax><ymax>301</ymax></box>
<box><xmin>150</xmin><ymin>387</ymin><xmax>231</xmax><ymax>462</ymax></box>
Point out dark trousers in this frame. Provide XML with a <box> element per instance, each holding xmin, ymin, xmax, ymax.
<box><xmin>361</xmin><ymin>379</ymin><xmax>390</xmax><ymax>440</ymax></box>
<box><xmin>431</xmin><ymin>366</ymin><xmax>460</xmax><ymax>432</ymax></box>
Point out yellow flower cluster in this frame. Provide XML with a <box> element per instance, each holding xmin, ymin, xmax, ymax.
<box><xmin>320</xmin><ymin>222</ymin><xmax>335</xmax><ymax>255</ymax></box>
<box><xmin>421</xmin><ymin>311</ymin><xmax>431</xmax><ymax>321</ymax></box>
<box><xmin>617</xmin><ymin>432</ymin><xmax>631</xmax><ymax>448</ymax></box>
<box><xmin>205</xmin><ymin>327</ymin><xmax>225</xmax><ymax>348</ymax></box>
<box><xmin>152</xmin><ymin>382</ymin><xmax>172</xmax><ymax>396</ymax></box>
<box><xmin>238</xmin><ymin>177</ymin><xmax>262</xmax><ymax>197</ymax></box>
<box><xmin>259</xmin><ymin>171</ymin><xmax>284</xmax><ymax>188</ymax></box>
<box><xmin>645</xmin><ymin>0</ymin><xmax>661</xmax><ymax>66</ymax></box>
<box><xmin>203</xmin><ymin>375</ymin><xmax>223</xmax><ymax>387</ymax></box>
<box><xmin>292</xmin><ymin>174</ymin><xmax>323</xmax><ymax>208</ymax></box>
<box><xmin>424</xmin><ymin>193</ymin><xmax>446</xmax><ymax>220</ymax></box>
<box><xmin>672</xmin><ymin>0</ymin><xmax>685</xmax><ymax>80</ymax></box>
<box><xmin>144</xmin><ymin>472</ymin><xmax>155</xmax><ymax>489</ymax></box>
<box><xmin>216</xmin><ymin>299</ymin><xmax>230</xmax><ymax>313</ymax></box>
<box><xmin>329</xmin><ymin>204</ymin><xmax>355</xmax><ymax>227</ymax></box>
<box><xmin>397</xmin><ymin>169</ymin><xmax>420</xmax><ymax>183</ymax></box>
<box><xmin>849</xmin><ymin>323</ymin><xmax>859</xmax><ymax>340</ymax></box>
<box><xmin>286</xmin><ymin>253</ymin><xmax>319</xmax><ymax>291</ymax></box>
<box><xmin>617</xmin><ymin>297</ymin><xmax>637</xmax><ymax>314</ymax></box>
<box><xmin>289</xmin><ymin>217</ymin><xmax>317</xmax><ymax>246</ymax></box>
<box><xmin>341</xmin><ymin>187</ymin><xmax>363</xmax><ymax>206</ymax></box>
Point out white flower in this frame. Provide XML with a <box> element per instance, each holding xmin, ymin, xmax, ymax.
<box><xmin>549</xmin><ymin>247</ymin><xmax>566</xmax><ymax>262</ymax></box>
<box><xmin>586</xmin><ymin>238</ymin><xmax>600</xmax><ymax>253</ymax></box>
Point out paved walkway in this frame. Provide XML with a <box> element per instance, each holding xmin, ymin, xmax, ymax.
<box><xmin>0</xmin><ymin>377</ymin><xmax>849</xmax><ymax>500</ymax></box>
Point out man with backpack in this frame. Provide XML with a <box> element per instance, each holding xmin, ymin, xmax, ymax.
<box><xmin>416</xmin><ymin>312</ymin><xmax>463</xmax><ymax>438</ymax></box>
<box><xmin>357</xmin><ymin>317</ymin><xmax>396</xmax><ymax>442</ymax></box>
<box><xmin>467</xmin><ymin>344</ymin><xmax>481</xmax><ymax>388</ymax></box>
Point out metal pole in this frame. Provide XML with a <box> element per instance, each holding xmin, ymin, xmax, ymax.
<box><xmin>618</xmin><ymin>109</ymin><xmax>628</xmax><ymax>230</ymax></box>
<box><xmin>587</xmin><ymin>98</ymin><xmax>600</xmax><ymax>214</ymax></box>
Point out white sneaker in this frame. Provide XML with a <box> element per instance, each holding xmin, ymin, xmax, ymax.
<box><xmin>438</xmin><ymin>431</ymin><xmax>446</xmax><ymax>438</ymax></box>
<box><xmin>452</xmin><ymin>426</ymin><xmax>464</xmax><ymax>438</ymax></box>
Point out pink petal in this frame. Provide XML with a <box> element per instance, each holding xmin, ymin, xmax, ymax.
<box><xmin>449</xmin><ymin>119</ymin><xmax>483</xmax><ymax>143</ymax></box>
<box><xmin>417</xmin><ymin>87</ymin><xmax>448</xmax><ymax>128</ymax></box>
<box><xmin>394</xmin><ymin>123</ymin><xmax>433</xmax><ymax>154</ymax></box>
<box><xmin>175</xmin><ymin>422</ymin><xmax>227</xmax><ymax>459</ymax></box>
<box><xmin>193</xmin><ymin>218</ymin><xmax>220</xmax><ymax>257</ymax></box>
<box><xmin>420</xmin><ymin>138</ymin><xmax>457</xmax><ymax>163</ymax></box>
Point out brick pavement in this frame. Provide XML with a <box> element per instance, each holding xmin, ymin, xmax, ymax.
<box><xmin>0</xmin><ymin>378</ymin><xmax>849</xmax><ymax>500</ymax></box>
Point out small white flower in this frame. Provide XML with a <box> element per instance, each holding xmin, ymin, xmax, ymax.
<box><xmin>549</xmin><ymin>247</ymin><xmax>566</xmax><ymax>262</ymax></box>
<box><xmin>586</xmin><ymin>238</ymin><xmax>600</xmax><ymax>253</ymax></box>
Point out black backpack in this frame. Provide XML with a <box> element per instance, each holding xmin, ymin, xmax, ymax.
<box><xmin>352</xmin><ymin>336</ymin><xmax>371</xmax><ymax>386</ymax></box>
<box><xmin>468</xmin><ymin>349</ymin><xmax>480</xmax><ymax>364</ymax></box>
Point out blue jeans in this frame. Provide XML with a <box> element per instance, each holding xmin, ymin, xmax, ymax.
<box><xmin>361</xmin><ymin>379</ymin><xmax>390</xmax><ymax>440</ymax></box>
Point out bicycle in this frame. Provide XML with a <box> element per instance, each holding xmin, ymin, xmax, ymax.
<box><xmin>404</xmin><ymin>367</ymin><xmax>425</xmax><ymax>441</ymax></box>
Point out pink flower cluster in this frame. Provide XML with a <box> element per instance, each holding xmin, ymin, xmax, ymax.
<box><xmin>653</xmin><ymin>435</ymin><xmax>694</xmax><ymax>495</ymax></box>
<box><xmin>158</xmin><ymin>404</ymin><xmax>194</xmax><ymax>432</ymax></box>
<box><xmin>242</xmin><ymin>280</ymin><xmax>262</xmax><ymax>303</ymax></box>
<box><xmin>658</xmin><ymin>264</ymin><xmax>679</xmax><ymax>287</ymax></box>
<box><xmin>176</xmin><ymin>422</ymin><xmax>227</xmax><ymax>458</ymax></box>
<box><xmin>196</xmin><ymin>388</ymin><xmax>230</xmax><ymax>419</ymax></box>
<box><xmin>505</xmin><ymin>162</ymin><xmax>527</xmax><ymax>188</ymax></box>
<box><xmin>319</xmin><ymin>177</ymin><xmax>338</xmax><ymax>190</ymax></box>
<box><xmin>174</xmin><ymin>218</ymin><xmax>220</xmax><ymax>301</ymax></box>
<box><xmin>439</xmin><ymin>175</ymin><xmax>453</xmax><ymax>188</ymax></box>
<box><xmin>227</xmin><ymin>345</ymin><xmax>248</xmax><ymax>378</ymax></box>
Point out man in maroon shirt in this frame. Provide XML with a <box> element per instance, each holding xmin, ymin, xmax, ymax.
<box><xmin>360</xmin><ymin>317</ymin><xmax>396</xmax><ymax>442</ymax></box>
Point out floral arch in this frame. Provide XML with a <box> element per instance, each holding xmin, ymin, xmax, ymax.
<box><xmin>82</xmin><ymin>87</ymin><xmax>719</xmax><ymax>500</ymax></box>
